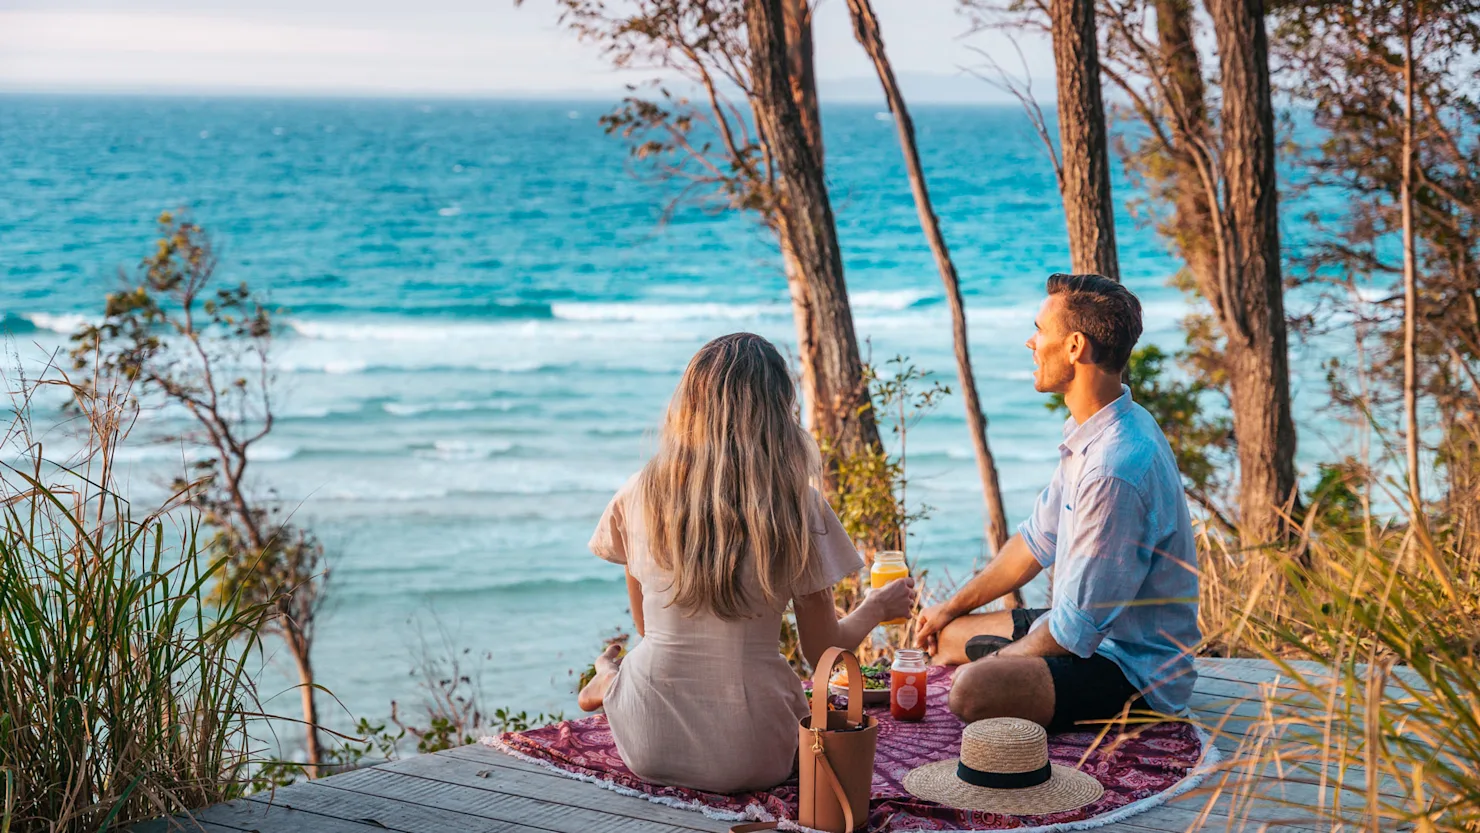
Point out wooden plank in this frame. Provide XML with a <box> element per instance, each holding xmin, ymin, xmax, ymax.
<box><xmin>172</xmin><ymin>793</ymin><xmax>414</xmax><ymax>833</ymax></box>
<box><xmin>242</xmin><ymin>782</ymin><xmax>543</xmax><ymax>833</ymax></box>
<box><xmin>452</xmin><ymin>745</ymin><xmax>1243</xmax><ymax>833</ymax></box>
<box><xmin>1195</xmin><ymin>658</ymin><xmax>1427</xmax><ymax>694</ymax></box>
<box><xmin>1181</xmin><ymin>773</ymin><xmax>1411</xmax><ymax>827</ymax></box>
<box><xmin>387</xmin><ymin>746</ymin><xmax>731</xmax><ymax>831</ymax></box>
<box><xmin>319</xmin><ymin>764</ymin><xmax>718</xmax><ymax>833</ymax></box>
<box><xmin>129</xmin><ymin>818</ymin><xmax>253</xmax><ymax>833</ymax></box>
<box><xmin>1134</xmin><ymin>799</ymin><xmax>1323</xmax><ymax>833</ymax></box>
<box><xmin>138</xmin><ymin>658</ymin><xmax>1427</xmax><ymax>833</ymax></box>
<box><xmin>1186</xmin><ymin>694</ymin><xmax>1411</xmax><ymax>800</ymax></box>
<box><xmin>452</xmin><ymin>743</ymin><xmax>1335</xmax><ymax>833</ymax></box>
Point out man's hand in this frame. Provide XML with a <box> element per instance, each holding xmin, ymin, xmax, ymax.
<box><xmin>865</xmin><ymin>576</ymin><xmax>917</xmax><ymax>625</ymax></box>
<box><xmin>914</xmin><ymin>602</ymin><xmax>958</xmax><ymax>654</ymax></box>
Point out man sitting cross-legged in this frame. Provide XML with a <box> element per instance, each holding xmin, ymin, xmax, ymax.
<box><xmin>915</xmin><ymin>273</ymin><xmax>1201</xmax><ymax>732</ymax></box>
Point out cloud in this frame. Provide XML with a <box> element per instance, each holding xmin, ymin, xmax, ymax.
<box><xmin>0</xmin><ymin>4</ymin><xmax>1052</xmax><ymax>100</ymax></box>
<box><xmin>0</xmin><ymin>10</ymin><xmax>631</xmax><ymax>95</ymax></box>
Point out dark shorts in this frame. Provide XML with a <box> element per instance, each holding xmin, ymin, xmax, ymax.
<box><xmin>964</xmin><ymin>608</ymin><xmax>1146</xmax><ymax>733</ymax></box>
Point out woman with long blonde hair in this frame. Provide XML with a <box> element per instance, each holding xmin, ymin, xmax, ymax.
<box><xmin>578</xmin><ymin>332</ymin><xmax>915</xmax><ymax>793</ymax></box>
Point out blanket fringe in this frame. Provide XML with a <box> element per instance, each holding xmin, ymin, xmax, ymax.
<box><xmin>479</xmin><ymin>726</ymin><xmax>1222</xmax><ymax>833</ymax></box>
<box><xmin>479</xmin><ymin>736</ymin><xmax>780</xmax><ymax>824</ymax></box>
<box><xmin>955</xmin><ymin>726</ymin><xmax>1224</xmax><ymax>833</ymax></box>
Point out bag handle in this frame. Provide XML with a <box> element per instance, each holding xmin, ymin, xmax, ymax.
<box><xmin>810</xmin><ymin>646</ymin><xmax>864</xmax><ymax>731</ymax></box>
<box><xmin>728</xmin><ymin>738</ymin><xmax>856</xmax><ymax>833</ymax></box>
<box><xmin>729</xmin><ymin>647</ymin><xmax>867</xmax><ymax>833</ymax></box>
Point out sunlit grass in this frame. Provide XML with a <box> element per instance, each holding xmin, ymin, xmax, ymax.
<box><xmin>0</xmin><ymin>374</ymin><xmax>269</xmax><ymax>832</ymax></box>
<box><xmin>1194</xmin><ymin>511</ymin><xmax>1480</xmax><ymax>831</ymax></box>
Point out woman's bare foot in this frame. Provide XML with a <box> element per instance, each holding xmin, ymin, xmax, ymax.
<box><xmin>577</xmin><ymin>644</ymin><xmax>624</xmax><ymax>712</ymax></box>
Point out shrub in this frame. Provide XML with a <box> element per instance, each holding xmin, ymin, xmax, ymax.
<box><xmin>1197</xmin><ymin>520</ymin><xmax>1480</xmax><ymax>831</ymax></box>
<box><xmin>0</xmin><ymin>378</ymin><xmax>268</xmax><ymax>831</ymax></box>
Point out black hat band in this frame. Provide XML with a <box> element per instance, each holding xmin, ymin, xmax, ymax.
<box><xmin>956</xmin><ymin>761</ymin><xmax>1053</xmax><ymax>789</ymax></box>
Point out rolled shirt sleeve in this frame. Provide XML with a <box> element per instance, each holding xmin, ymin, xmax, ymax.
<box><xmin>1046</xmin><ymin>474</ymin><xmax>1154</xmax><ymax>658</ymax></box>
<box><xmin>1016</xmin><ymin>462</ymin><xmax>1065</xmax><ymax>568</ymax></box>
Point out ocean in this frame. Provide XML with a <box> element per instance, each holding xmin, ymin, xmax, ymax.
<box><xmin>0</xmin><ymin>96</ymin><xmax>1340</xmax><ymax>745</ymax></box>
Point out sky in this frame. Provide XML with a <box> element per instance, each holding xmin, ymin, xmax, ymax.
<box><xmin>0</xmin><ymin>0</ymin><xmax>1054</xmax><ymax>102</ymax></box>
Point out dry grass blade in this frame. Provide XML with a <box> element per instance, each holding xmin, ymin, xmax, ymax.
<box><xmin>1192</xmin><ymin>518</ymin><xmax>1480</xmax><ymax>831</ymax></box>
<box><xmin>0</xmin><ymin>371</ymin><xmax>274</xmax><ymax>832</ymax></box>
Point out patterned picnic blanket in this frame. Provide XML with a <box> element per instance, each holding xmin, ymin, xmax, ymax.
<box><xmin>484</xmin><ymin>666</ymin><xmax>1213</xmax><ymax>832</ymax></box>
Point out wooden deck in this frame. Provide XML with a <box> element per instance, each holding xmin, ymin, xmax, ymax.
<box><xmin>138</xmin><ymin>659</ymin><xmax>1391</xmax><ymax>833</ymax></box>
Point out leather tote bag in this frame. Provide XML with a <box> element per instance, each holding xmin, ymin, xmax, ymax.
<box><xmin>732</xmin><ymin>646</ymin><xmax>879</xmax><ymax>833</ymax></box>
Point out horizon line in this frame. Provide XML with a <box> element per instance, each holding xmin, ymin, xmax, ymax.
<box><xmin>0</xmin><ymin>81</ymin><xmax>1041</xmax><ymax>107</ymax></box>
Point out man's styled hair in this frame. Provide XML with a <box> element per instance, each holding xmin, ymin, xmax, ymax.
<box><xmin>1046</xmin><ymin>273</ymin><xmax>1143</xmax><ymax>372</ymax></box>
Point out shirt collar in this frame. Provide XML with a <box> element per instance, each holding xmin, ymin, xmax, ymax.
<box><xmin>1059</xmin><ymin>385</ymin><xmax>1133</xmax><ymax>456</ymax></box>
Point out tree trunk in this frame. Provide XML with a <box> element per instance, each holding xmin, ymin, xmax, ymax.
<box><xmin>781</xmin><ymin>242</ymin><xmax>825</xmax><ymax>434</ymax></box>
<box><xmin>1050</xmin><ymin>0</ymin><xmax>1119</xmax><ymax>280</ymax></box>
<box><xmin>781</xmin><ymin>0</ymin><xmax>822</xmax><ymax>167</ymax></box>
<box><xmin>746</xmin><ymin>0</ymin><xmax>882</xmax><ymax>483</ymax></box>
<box><xmin>777</xmin><ymin>0</ymin><xmax>828</xmax><ymax>441</ymax></box>
<box><xmin>1401</xmin><ymin>5</ymin><xmax>1422</xmax><ymax>512</ymax></box>
<box><xmin>842</xmin><ymin>0</ymin><xmax>1011</xmax><ymax>556</ymax></box>
<box><xmin>1207</xmin><ymin>0</ymin><xmax>1299</xmax><ymax>545</ymax></box>
<box><xmin>289</xmin><ymin>630</ymin><xmax>323</xmax><ymax>778</ymax></box>
<box><xmin>1153</xmin><ymin>0</ymin><xmax>1217</xmax><ymax>289</ymax></box>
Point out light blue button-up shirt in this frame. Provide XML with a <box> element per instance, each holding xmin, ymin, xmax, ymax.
<box><xmin>1017</xmin><ymin>386</ymin><xmax>1201</xmax><ymax>714</ymax></box>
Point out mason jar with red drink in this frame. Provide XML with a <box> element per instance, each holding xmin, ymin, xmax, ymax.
<box><xmin>890</xmin><ymin>649</ymin><xmax>928</xmax><ymax>721</ymax></box>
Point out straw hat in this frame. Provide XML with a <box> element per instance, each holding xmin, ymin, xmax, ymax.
<box><xmin>903</xmin><ymin>718</ymin><xmax>1104</xmax><ymax>815</ymax></box>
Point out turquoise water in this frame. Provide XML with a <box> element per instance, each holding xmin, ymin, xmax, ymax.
<box><xmin>0</xmin><ymin>96</ymin><xmax>1336</xmax><ymax>743</ymax></box>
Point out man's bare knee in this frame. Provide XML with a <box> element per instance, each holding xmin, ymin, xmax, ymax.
<box><xmin>948</xmin><ymin>660</ymin><xmax>1007</xmax><ymax>721</ymax></box>
<box><xmin>947</xmin><ymin>658</ymin><xmax>1054</xmax><ymax>727</ymax></box>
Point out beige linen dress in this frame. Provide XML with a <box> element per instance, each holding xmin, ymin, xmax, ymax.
<box><xmin>588</xmin><ymin>475</ymin><xmax>863</xmax><ymax>794</ymax></box>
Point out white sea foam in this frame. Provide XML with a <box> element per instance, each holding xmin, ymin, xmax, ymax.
<box><xmin>109</xmin><ymin>445</ymin><xmax>213</xmax><ymax>463</ymax></box>
<box><xmin>550</xmin><ymin>302</ymin><xmax>788</xmax><ymax>322</ymax></box>
<box><xmin>289</xmin><ymin>320</ymin><xmax>464</xmax><ymax>342</ymax></box>
<box><xmin>851</xmin><ymin>288</ymin><xmax>934</xmax><ymax>310</ymax></box>
<box><xmin>246</xmin><ymin>444</ymin><xmax>300</xmax><ymax>462</ymax></box>
<box><xmin>382</xmin><ymin>399</ymin><xmax>514</xmax><ymax>417</ymax></box>
<box><xmin>314</xmin><ymin>475</ymin><xmax>617</xmax><ymax>502</ymax></box>
<box><xmin>23</xmin><ymin>312</ymin><xmax>93</xmax><ymax>334</ymax></box>
<box><xmin>319</xmin><ymin>486</ymin><xmax>453</xmax><ymax>502</ymax></box>
<box><xmin>319</xmin><ymin>360</ymin><xmax>369</xmax><ymax>374</ymax></box>
<box><xmin>37</xmin><ymin>441</ymin><xmax>299</xmax><ymax>465</ymax></box>
<box><xmin>279</xmin><ymin>404</ymin><xmax>365</xmax><ymax>419</ymax></box>
<box><xmin>412</xmin><ymin>439</ymin><xmax>516</xmax><ymax>461</ymax></box>
<box><xmin>282</xmin><ymin>405</ymin><xmax>334</xmax><ymax>419</ymax></box>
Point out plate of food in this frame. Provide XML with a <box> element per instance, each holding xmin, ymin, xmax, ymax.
<box><xmin>828</xmin><ymin>661</ymin><xmax>891</xmax><ymax>705</ymax></box>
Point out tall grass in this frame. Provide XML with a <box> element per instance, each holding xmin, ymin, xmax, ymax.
<box><xmin>1196</xmin><ymin>504</ymin><xmax>1480</xmax><ymax>830</ymax></box>
<box><xmin>0</xmin><ymin>375</ymin><xmax>268</xmax><ymax>831</ymax></box>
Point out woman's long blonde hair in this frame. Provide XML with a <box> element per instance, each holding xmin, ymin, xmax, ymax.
<box><xmin>640</xmin><ymin>332</ymin><xmax>820</xmax><ymax>620</ymax></box>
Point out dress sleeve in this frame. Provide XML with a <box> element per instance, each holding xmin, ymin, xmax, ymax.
<box><xmin>793</xmin><ymin>491</ymin><xmax>864</xmax><ymax>598</ymax></box>
<box><xmin>588</xmin><ymin>484</ymin><xmax>632</xmax><ymax>566</ymax></box>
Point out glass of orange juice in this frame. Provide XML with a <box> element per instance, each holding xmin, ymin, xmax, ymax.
<box><xmin>870</xmin><ymin>550</ymin><xmax>910</xmax><ymax>625</ymax></box>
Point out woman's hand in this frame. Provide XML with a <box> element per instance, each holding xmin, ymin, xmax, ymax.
<box><xmin>795</xmin><ymin>577</ymin><xmax>918</xmax><ymax>667</ymax></box>
<box><xmin>914</xmin><ymin>602</ymin><xmax>958</xmax><ymax>654</ymax></box>
<box><xmin>865</xmin><ymin>576</ymin><xmax>917</xmax><ymax>625</ymax></box>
